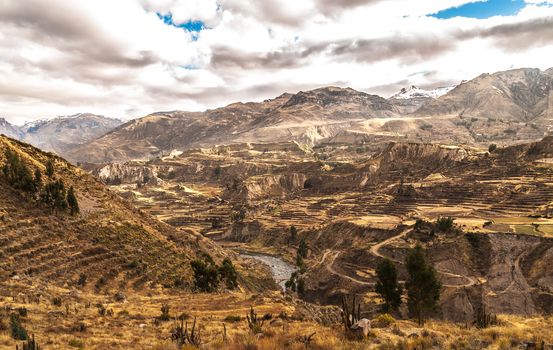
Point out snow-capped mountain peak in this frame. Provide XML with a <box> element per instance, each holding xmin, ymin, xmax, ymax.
<box><xmin>391</xmin><ymin>85</ymin><xmax>454</xmax><ymax>100</ymax></box>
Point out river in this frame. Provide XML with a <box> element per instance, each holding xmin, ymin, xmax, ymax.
<box><xmin>240</xmin><ymin>252</ymin><xmax>295</xmax><ymax>291</ymax></box>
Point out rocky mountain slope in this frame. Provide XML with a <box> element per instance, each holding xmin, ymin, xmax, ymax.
<box><xmin>0</xmin><ymin>114</ymin><xmax>122</xmax><ymax>156</ymax></box>
<box><xmin>66</xmin><ymin>67</ymin><xmax>553</xmax><ymax>164</ymax></box>
<box><xmin>416</xmin><ymin>68</ymin><xmax>553</xmax><ymax>121</ymax></box>
<box><xmin>67</xmin><ymin>87</ymin><xmax>401</xmax><ymax>163</ymax></box>
<box><xmin>0</xmin><ymin>117</ymin><xmax>23</xmax><ymax>139</ymax></box>
<box><xmin>0</xmin><ymin>135</ymin><xmax>218</xmax><ymax>291</ymax></box>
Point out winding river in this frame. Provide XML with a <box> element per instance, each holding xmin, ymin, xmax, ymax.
<box><xmin>240</xmin><ymin>252</ymin><xmax>295</xmax><ymax>290</ymax></box>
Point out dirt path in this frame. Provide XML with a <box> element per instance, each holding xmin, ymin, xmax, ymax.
<box><xmin>316</xmin><ymin>227</ymin><xmax>479</xmax><ymax>288</ymax></box>
<box><xmin>324</xmin><ymin>251</ymin><xmax>375</xmax><ymax>286</ymax></box>
<box><xmin>369</xmin><ymin>227</ymin><xmax>478</xmax><ymax>288</ymax></box>
<box><xmin>369</xmin><ymin>228</ymin><xmax>410</xmax><ymax>261</ymax></box>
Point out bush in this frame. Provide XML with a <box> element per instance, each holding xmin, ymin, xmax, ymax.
<box><xmin>10</xmin><ymin>314</ymin><xmax>28</xmax><ymax>340</ymax></box>
<box><xmin>231</xmin><ymin>207</ymin><xmax>246</xmax><ymax>223</ymax></box>
<box><xmin>77</xmin><ymin>273</ymin><xmax>87</xmax><ymax>287</ymax></box>
<box><xmin>52</xmin><ymin>297</ymin><xmax>62</xmax><ymax>307</ymax></box>
<box><xmin>17</xmin><ymin>307</ymin><xmax>28</xmax><ymax>317</ymax></box>
<box><xmin>372</xmin><ymin>313</ymin><xmax>395</xmax><ymax>328</ymax></box>
<box><xmin>68</xmin><ymin>338</ymin><xmax>84</xmax><ymax>349</ymax></box>
<box><xmin>436</xmin><ymin>217</ymin><xmax>455</xmax><ymax>232</ymax></box>
<box><xmin>224</xmin><ymin>315</ymin><xmax>242</xmax><ymax>323</ymax></box>
<box><xmin>488</xmin><ymin>144</ymin><xmax>497</xmax><ymax>153</ymax></box>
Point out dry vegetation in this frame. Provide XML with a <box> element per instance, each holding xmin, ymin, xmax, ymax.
<box><xmin>1</xmin><ymin>285</ymin><xmax>552</xmax><ymax>349</ymax></box>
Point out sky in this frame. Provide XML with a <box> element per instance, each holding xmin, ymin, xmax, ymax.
<box><xmin>0</xmin><ymin>0</ymin><xmax>553</xmax><ymax>124</ymax></box>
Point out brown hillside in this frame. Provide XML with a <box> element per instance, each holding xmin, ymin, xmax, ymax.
<box><xmin>0</xmin><ymin>135</ymin><xmax>211</xmax><ymax>292</ymax></box>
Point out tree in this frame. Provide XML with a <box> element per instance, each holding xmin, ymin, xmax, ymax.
<box><xmin>289</xmin><ymin>225</ymin><xmax>297</xmax><ymax>243</ymax></box>
<box><xmin>45</xmin><ymin>159</ymin><xmax>54</xmax><ymax>177</ymax></box>
<box><xmin>488</xmin><ymin>144</ymin><xmax>497</xmax><ymax>153</ymax></box>
<box><xmin>295</xmin><ymin>252</ymin><xmax>304</xmax><ymax>269</ymax></box>
<box><xmin>66</xmin><ymin>186</ymin><xmax>80</xmax><ymax>215</ymax></box>
<box><xmin>218</xmin><ymin>258</ymin><xmax>238</xmax><ymax>290</ymax></box>
<box><xmin>405</xmin><ymin>244</ymin><xmax>441</xmax><ymax>325</ymax></box>
<box><xmin>34</xmin><ymin>169</ymin><xmax>42</xmax><ymax>189</ymax></box>
<box><xmin>2</xmin><ymin>149</ymin><xmax>36</xmax><ymax>193</ymax></box>
<box><xmin>296</xmin><ymin>277</ymin><xmax>305</xmax><ymax>296</ymax></box>
<box><xmin>298</xmin><ymin>238</ymin><xmax>308</xmax><ymax>259</ymax></box>
<box><xmin>40</xmin><ymin>179</ymin><xmax>67</xmax><ymax>211</ymax></box>
<box><xmin>190</xmin><ymin>259</ymin><xmax>219</xmax><ymax>292</ymax></box>
<box><xmin>375</xmin><ymin>259</ymin><xmax>403</xmax><ymax>313</ymax></box>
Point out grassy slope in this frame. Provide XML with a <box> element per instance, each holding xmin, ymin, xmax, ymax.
<box><xmin>0</xmin><ymin>135</ymin><xmax>204</xmax><ymax>292</ymax></box>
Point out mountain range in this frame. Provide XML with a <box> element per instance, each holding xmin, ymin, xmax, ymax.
<box><xmin>2</xmin><ymin>67</ymin><xmax>552</xmax><ymax>164</ymax></box>
<box><xmin>0</xmin><ymin>113</ymin><xmax>122</xmax><ymax>156</ymax></box>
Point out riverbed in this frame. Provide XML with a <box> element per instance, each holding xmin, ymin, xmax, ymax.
<box><xmin>240</xmin><ymin>252</ymin><xmax>295</xmax><ymax>290</ymax></box>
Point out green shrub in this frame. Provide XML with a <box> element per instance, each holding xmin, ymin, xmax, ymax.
<box><xmin>10</xmin><ymin>314</ymin><xmax>28</xmax><ymax>340</ymax></box>
<box><xmin>218</xmin><ymin>258</ymin><xmax>238</xmax><ymax>290</ymax></box>
<box><xmin>372</xmin><ymin>313</ymin><xmax>395</xmax><ymax>328</ymax></box>
<box><xmin>17</xmin><ymin>307</ymin><xmax>28</xmax><ymax>317</ymax></box>
<box><xmin>68</xmin><ymin>338</ymin><xmax>84</xmax><ymax>349</ymax></box>
<box><xmin>436</xmin><ymin>217</ymin><xmax>455</xmax><ymax>232</ymax></box>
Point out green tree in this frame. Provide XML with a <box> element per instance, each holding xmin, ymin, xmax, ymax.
<box><xmin>298</xmin><ymin>238</ymin><xmax>308</xmax><ymax>259</ymax></box>
<box><xmin>285</xmin><ymin>271</ymin><xmax>298</xmax><ymax>292</ymax></box>
<box><xmin>405</xmin><ymin>244</ymin><xmax>441</xmax><ymax>325</ymax></box>
<box><xmin>289</xmin><ymin>225</ymin><xmax>297</xmax><ymax>243</ymax></box>
<box><xmin>66</xmin><ymin>186</ymin><xmax>80</xmax><ymax>215</ymax></box>
<box><xmin>40</xmin><ymin>179</ymin><xmax>67</xmax><ymax>211</ymax></box>
<box><xmin>375</xmin><ymin>259</ymin><xmax>403</xmax><ymax>313</ymax></box>
<box><xmin>190</xmin><ymin>258</ymin><xmax>219</xmax><ymax>292</ymax></box>
<box><xmin>296</xmin><ymin>277</ymin><xmax>305</xmax><ymax>296</ymax></box>
<box><xmin>218</xmin><ymin>258</ymin><xmax>238</xmax><ymax>290</ymax></box>
<box><xmin>295</xmin><ymin>252</ymin><xmax>304</xmax><ymax>269</ymax></box>
<box><xmin>45</xmin><ymin>159</ymin><xmax>54</xmax><ymax>177</ymax></box>
<box><xmin>2</xmin><ymin>149</ymin><xmax>36</xmax><ymax>193</ymax></box>
<box><xmin>34</xmin><ymin>168</ymin><xmax>42</xmax><ymax>189</ymax></box>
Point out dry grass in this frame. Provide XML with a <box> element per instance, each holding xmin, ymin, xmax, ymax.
<box><xmin>1</xmin><ymin>284</ymin><xmax>552</xmax><ymax>350</ymax></box>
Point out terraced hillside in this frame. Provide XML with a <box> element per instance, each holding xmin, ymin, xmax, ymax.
<box><xmin>95</xmin><ymin>136</ymin><xmax>553</xmax><ymax>321</ymax></box>
<box><xmin>0</xmin><ymin>135</ymin><xmax>219</xmax><ymax>293</ymax></box>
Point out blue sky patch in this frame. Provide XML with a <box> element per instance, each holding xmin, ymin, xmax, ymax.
<box><xmin>157</xmin><ymin>13</ymin><xmax>206</xmax><ymax>32</ymax></box>
<box><xmin>432</xmin><ymin>0</ymin><xmax>526</xmax><ymax>19</ymax></box>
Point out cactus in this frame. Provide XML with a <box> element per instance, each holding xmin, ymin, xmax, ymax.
<box><xmin>246</xmin><ymin>306</ymin><xmax>264</xmax><ymax>334</ymax></box>
<box><xmin>474</xmin><ymin>304</ymin><xmax>498</xmax><ymax>329</ymax></box>
<box><xmin>16</xmin><ymin>334</ymin><xmax>40</xmax><ymax>350</ymax></box>
<box><xmin>171</xmin><ymin>316</ymin><xmax>202</xmax><ymax>348</ymax></box>
<box><xmin>341</xmin><ymin>294</ymin><xmax>361</xmax><ymax>332</ymax></box>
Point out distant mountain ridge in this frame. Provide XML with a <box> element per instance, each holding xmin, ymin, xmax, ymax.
<box><xmin>0</xmin><ymin>114</ymin><xmax>122</xmax><ymax>155</ymax></box>
<box><xmin>66</xmin><ymin>67</ymin><xmax>553</xmax><ymax>164</ymax></box>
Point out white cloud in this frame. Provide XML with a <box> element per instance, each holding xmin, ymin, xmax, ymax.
<box><xmin>0</xmin><ymin>0</ymin><xmax>552</xmax><ymax>124</ymax></box>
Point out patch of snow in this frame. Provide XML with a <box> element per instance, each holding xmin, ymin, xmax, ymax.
<box><xmin>391</xmin><ymin>85</ymin><xmax>455</xmax><ymax>100</ymax></box>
